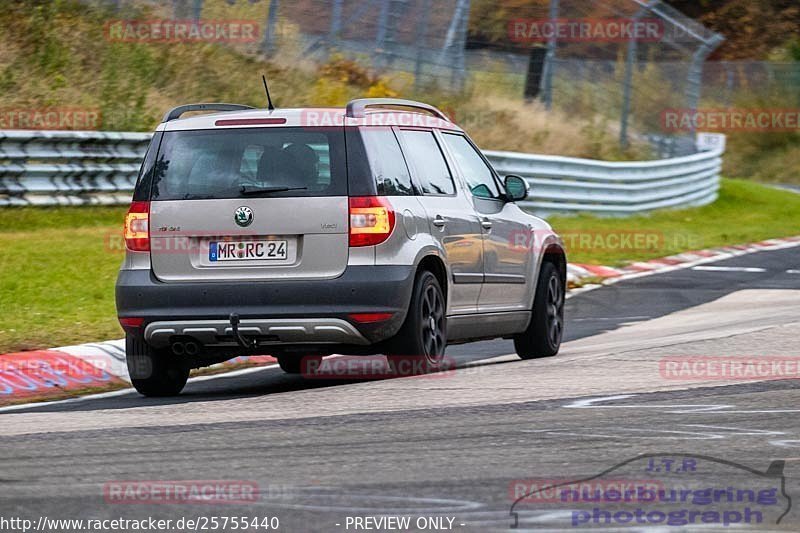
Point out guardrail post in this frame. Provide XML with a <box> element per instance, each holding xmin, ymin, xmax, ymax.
<box><xmin>329</xmin><ymin>0</ymin><xmax>343</xmax><ymax>48</ymax></box>
<box><xmin>413</xmin><ymin>0</ymin><xmax>433</xmax><ymax>91</ymax></box>
<box><xmin>620</xmin><ymin>1</ymin><xmax>658</xmax><ymax>149</ymax></box>
<box><xmin>685</xmin><ymin>34</ymin><xmax>725</xmax><ymax>138</ymax></box>
<box><xmin>437</xmin><ymin>0</ymin><xmax>471</xmax><ymax>90</ymax></box>
<box><xmin>375</xmin><ymin>0</ymin><xmax>391</xmax><ymax>66</ymax></box>
<box><xmin>192</xmin><ymin>0</ymin><xmax>203</xmax><ymax>20</ymax></box>
<box><xmin>261</xmin><ymin>0</ymin><xmax>280</xmax><ymax>55</ymax></box>
<box><xmin>540</xmin><ymin>0</ymin><xmax>559</xmax><ymax>110</ymax></box>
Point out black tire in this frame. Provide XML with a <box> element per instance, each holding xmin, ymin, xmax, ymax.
<box><xmin>126</xmin><ymin>335</ymin><xmax>189</xmax><ymax>397</ymax></box>
<box><xmin>278</xmin><ymin>355</ymin><xmax>322</xmax><ymax>375</ymax></box>
<box><xmin>514</xmin><ymin>261</ymin><xmax>565</xmax><ymax>360</ymax></box>
<box><xmin>387</xmin><ymin>270</ymin><xmax>447</xmax><ymax>376</ymax></box>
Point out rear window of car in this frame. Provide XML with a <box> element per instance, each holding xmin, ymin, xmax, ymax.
<box><xmin>149</xmin><ymin>127</ymin><xmax>347</xmax><ymax>200</ymax></box>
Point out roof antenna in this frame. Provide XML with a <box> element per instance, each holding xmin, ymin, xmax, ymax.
<box><xmin>262</xmin><ymin>74</ymin><xmax>275</xmax><ymax>111</ymax></box>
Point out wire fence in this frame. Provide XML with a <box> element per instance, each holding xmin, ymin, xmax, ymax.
<box><xmin>73</xmin><ymin>0</ymin><xmax>799</xmax><ymax>158</ymax></box>
<box><xmin>123</xmin><ymin>0</ymin><xmax>475</xmax><ymax>91</ymax></box>
<box><xmin>198</xmin><ymin>0</ymin><xmax>725</xmax><ymax>157</ymax></box>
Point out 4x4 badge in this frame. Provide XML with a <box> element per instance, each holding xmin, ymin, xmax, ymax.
<box><xmin>234</xmin><ymin>206</ymin><xmax>254</xmax><ymax>227</ymax></box>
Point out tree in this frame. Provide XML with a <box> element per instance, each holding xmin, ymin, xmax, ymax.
<box><xmin>467</xmin><ymin>0</ymin><xmax>800</xmax><ymax>60</ymax></box>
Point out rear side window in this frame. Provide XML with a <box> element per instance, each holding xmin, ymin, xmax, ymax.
<box><xmin>362</xmin><ymin>128</ymin><xmax>414</xmax><ymax>196</ymax></box>
<box><xmin>149</xmin><ymin>127</ymin><xmax>346</xmax><ymax>200</ymax></box>
<box><xmin>398</xmin><ymin>129</ymin><xmax>455</xmax><ymax>196</ymax></box>
<box><xmin>344</xmin><ymin>126</ymin><xmax>374</xmax><ymax>196</ymax></box>
<box><xmin>441</xmin><ymin>133</ymin><xmax>501</xmax><ymax>199</ymax></box>
<box><xmin>132</xmin><ymin>132</ymin><xmax>162</xmax><ymax>201</ymax></box>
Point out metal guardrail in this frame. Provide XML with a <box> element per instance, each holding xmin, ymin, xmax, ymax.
<box><xmin>0</xmin><ymin>130</ymin><xmax>722</xmax><ymax>216</ymax></box>
<box><xmin>485</xmin><ymin>148</ymin><xmax>723</xmax><ymax>217</ymax></box>
<box><xmin>0</xmin><ymin>131</ymin><xmax>151</xmax><ymax>207</ymax></box>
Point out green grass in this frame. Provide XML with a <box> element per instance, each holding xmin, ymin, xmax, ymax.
<box><xmin>0</xmin><ymin>207</ymin><xmax>127</xmax><ymax>353</ymax></box>
<box><xmin>0</xmin><ymin>178</ymin><xmax>798</xmax><ymax>353</ymax></box>
<box><xmin>0</xmin><ymin>206</ymin><xmax>127</xmax><ymax>232</ymax></box>
<box><xmin>548</xmin><ymin>179</ymin><xmax>800</xmax><ymax>266</ymax></box>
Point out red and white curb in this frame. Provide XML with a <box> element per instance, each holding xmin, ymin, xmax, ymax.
<box><xmin>0</xmin><ymin>338</ymin><xmax>276</xmax><ymax>405</ymax></box>
<box><xmin>0</xmin><ymin>348</ymin><xmax>128</xmax><ymax>403</ymax></box>
<box><xmin>567</xmin><ymin>235</ymin><xmax>800</xmax><ymax>288</ymax></box>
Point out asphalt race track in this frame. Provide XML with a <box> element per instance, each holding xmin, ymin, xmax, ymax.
<box><xmin>1</xmin><ymin>246</ymin><xmax>799</xmax><ymax>532</ymax></box>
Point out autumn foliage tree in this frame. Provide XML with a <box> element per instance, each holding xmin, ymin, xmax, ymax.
<box><xmin>468</xmin><ymin>0</ymin><xmax>800</xmax><ymax>60</ymax></box>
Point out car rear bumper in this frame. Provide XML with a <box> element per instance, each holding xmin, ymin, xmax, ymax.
<box><xmin>116</xmin><ymin>265</ymin><xmax>416</xmax><ymax>346</ymax></box>
<box><xmin>143</xmin><ymin>317</ymin><xmax>370</xmax><ymax>348</ymax></box>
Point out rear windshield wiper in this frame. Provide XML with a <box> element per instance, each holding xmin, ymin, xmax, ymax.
<box><xmin>239</xmin><ymin>185</ymin><xmax>308</xmax><ymax>196</ymax></box>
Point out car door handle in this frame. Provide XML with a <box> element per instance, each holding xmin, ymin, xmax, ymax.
<box><xmin>433</xmin><ymin>216</ymin><xmax>447</xmax><ymax>228</ymax></box>
<box><xmin>481</xmin><ymin>218</ymin><xmax>493</xmax><ymax>230</ymax></box>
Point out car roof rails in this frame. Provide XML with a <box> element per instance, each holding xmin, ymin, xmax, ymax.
<box><xmin>345</xmin><ymin>98</ymin><xmax>451</xmax><ymax>122</ymax></box>
<box><xmin>162</xmin><ymin>103</ymin><xmax>256</xmax><ymax>123</ymax></box>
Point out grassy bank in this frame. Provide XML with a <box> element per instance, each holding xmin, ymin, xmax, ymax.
<box><xmin>1</xmin><ymin>179</ymin><xmax>799</xmax><ymax>353</ymax></box>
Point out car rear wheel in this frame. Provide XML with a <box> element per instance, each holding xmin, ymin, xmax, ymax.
<box><xmin>126</xmin><ymin>335</ymin><xmax>190</xmax><ymax>397</ymax></box>
<box><xmin>387</xmin><ymin>270</ymin><xmax>447</xmax><ymax>376</ymax></box>
<box><xmin>514</xmin><ymin>262</ymin><xmax>564</xmax><ymax>360</ymax></box>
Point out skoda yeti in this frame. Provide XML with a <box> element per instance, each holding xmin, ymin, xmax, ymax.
<box><xmin>116</xmin><ymin>99</ymin><xmax>566</xmax><ymax>396</ymax></box>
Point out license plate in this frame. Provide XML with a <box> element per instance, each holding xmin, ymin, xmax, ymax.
<box><xmin>209</xmin><ymin>240</ymin><xmax>288</xmax><ymax>262</ymax></box>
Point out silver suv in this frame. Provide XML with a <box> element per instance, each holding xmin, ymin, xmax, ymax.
<box><xmin>116</xmin><ymin>98</ymin><xmax>566</xmax><ymax>396</ymax></box>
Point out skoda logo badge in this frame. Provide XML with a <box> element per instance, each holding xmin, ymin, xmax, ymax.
<box><xmin>234</xmin><ymin>206</ymin><xmax>254</xmax><ymax>227</ymax></box>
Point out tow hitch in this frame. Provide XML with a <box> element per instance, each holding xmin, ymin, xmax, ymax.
<box><xmin>229</xmin><ymin>313</ymin><xmax>259</xmax><ymax>351</ymax></box>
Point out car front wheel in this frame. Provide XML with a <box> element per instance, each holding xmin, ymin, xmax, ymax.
<box><xmin>514</xmin><ymin>261</ymin><xmax>565</xmax><ymax>360</ymax></box>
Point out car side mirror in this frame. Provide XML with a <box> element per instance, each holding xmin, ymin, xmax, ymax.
<box><xmin>504</xmin><ymin>175</ymin><xmax>529</xmax><ymax>202</ymax></box>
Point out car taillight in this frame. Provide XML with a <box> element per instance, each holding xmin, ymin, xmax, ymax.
<box><xmin>124</xmin><ymin>201</ymin><xmax>150</xmax><ymax>252</ymax></box>
<box><xmin>349</xmin><ymin>196</ymin><xmax>395</xmax><ymax>247</ymax></box>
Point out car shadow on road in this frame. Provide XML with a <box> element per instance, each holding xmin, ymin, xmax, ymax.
<box><xmin>6</xmin><ymin>350</ymin><xmax>523</xmax><ymax>414</ymax></box>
